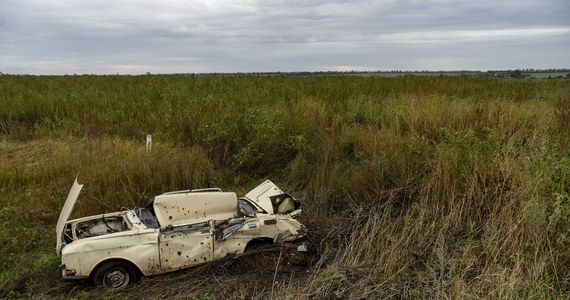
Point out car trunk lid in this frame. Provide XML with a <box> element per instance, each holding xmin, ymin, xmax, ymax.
<box><xmin>245</xmin><ymin>180</ymin><xmax>301</xmax><ymax>215</ymax></box>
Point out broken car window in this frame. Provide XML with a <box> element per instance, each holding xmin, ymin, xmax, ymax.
<box><xmin>136</xmin><ymin>208</ymin><xmax>160</xmax><ymax>228</ymax></box>
<box><xmin>237</xmin><ymin>198</ymin><xmax>258</xmax><ymax>218</ymax></box>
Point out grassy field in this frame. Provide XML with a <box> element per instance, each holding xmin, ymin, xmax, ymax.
<box><xmin>1</xmin><ymin>74</ymin><xmax>569</xmax><ymax>298</ymax></box>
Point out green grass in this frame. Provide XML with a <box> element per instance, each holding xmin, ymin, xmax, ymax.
<box><xmin>0</xmin><ymin>74</ymin><xmax>569</xmax><ymax>298</ymax></box>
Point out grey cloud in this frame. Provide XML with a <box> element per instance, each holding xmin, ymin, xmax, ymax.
<box><xmin>1</xmin><ymin>0</ymin><xmax>568</xmax><ymax>74</ymax></box>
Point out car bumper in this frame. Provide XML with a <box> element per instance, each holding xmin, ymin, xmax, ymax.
<box><xmin>60</xmin><ymin>262</ymin><xmax>88</xmax><ymax>281</ymax></box>
<box><xmin>62</xmin><ymin>275</ymin><xmax>89</xmax><ymax>281</ymax></box>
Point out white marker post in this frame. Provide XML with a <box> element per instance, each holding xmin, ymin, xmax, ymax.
<box><xmin>146</xmin><ymin>134</ymin><xmax>152</xmax><ymax>153</ymax></box>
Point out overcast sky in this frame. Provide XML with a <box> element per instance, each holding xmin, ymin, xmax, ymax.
<box><xmin>1</xmin><ymin>0</ymin><xmax>569</xmax><ymax>74</ymax></box>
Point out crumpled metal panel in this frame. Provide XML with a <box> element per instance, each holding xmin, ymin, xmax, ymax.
<box><xmin>159</xmin><ymin>222</ymin><xmax>214</xmax><ymax>271</ymax></box>
<box><xmin>244</xmin><ymin>180</ymin><xmax>284</xmax><ymax>214</ymax></box>
<box><xmin>212</xmin><ymin>215</ymin><xmax>305</xmax><ymax>259</ymax></box>
<box><xmin>153</xmin><ymin>191</ymin><xmax>237</xmax><ymax>227</ymax></box>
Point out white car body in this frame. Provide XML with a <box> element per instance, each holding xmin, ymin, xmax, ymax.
<box><xmin>56</xmin><ymin>178</ymin><xmax>304</xmax><ymax>287</ymax></box>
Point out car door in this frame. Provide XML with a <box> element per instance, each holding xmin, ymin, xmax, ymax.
<box><xmin>158</xmin><ymin>221</ymin><xmax>214</xmax><ymax>271</ymax></box>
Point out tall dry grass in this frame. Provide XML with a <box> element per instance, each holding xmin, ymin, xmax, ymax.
<box><xmin>0</xmin><ymin>74</ymin><xmax>569</xmax><ymax>298</ymax></box>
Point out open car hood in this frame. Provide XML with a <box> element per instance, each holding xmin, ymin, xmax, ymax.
<box><xmin>56</xmin><ymin>177</ymin><xmax>83</xmax><ymax>255</ymax></box>
<box><xmin>244</xmin><ymin>180</ymin><xmax>300</xmax><ymax>215</ymax></box>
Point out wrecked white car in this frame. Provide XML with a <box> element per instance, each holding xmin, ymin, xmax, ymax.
<box><xmin>56</xmin><ymin>178</ymin><xmax>304</xmax><ymax>288</ymax></box>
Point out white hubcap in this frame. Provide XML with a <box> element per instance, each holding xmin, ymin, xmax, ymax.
<box><xmin>105</xmin><ymin>269</ymin><xmax>128</xmax><ymax>288</ymax></box>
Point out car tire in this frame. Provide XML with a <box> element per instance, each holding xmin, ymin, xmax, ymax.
<box><xmin>92</xmin><ymin>261</ymin><xmax>138</xmax><ymax>288</ymax></box>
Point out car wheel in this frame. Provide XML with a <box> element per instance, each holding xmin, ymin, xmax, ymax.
<box><xmin>93</xmin><ymin>261</ymin><xmax>137</xmax><ymax>288</ymax></box>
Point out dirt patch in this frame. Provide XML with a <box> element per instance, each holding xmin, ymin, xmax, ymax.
<box><xmin>114</xmin><ymin>242</ymin><xmax>319</xmax><ymax>299</ymax></box>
